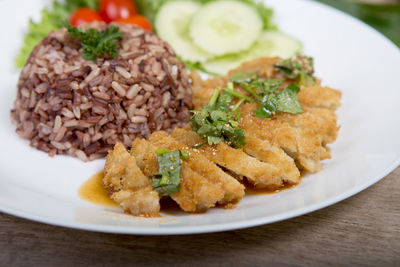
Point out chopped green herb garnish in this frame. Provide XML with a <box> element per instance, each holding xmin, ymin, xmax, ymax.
<box><xmin>150</xmin><ymin>150</ymin><xmax>188</xmax><ymax>196</ymax></box>
<box><xmin>274</xmin><ymin>55</ymin><xmax>315</xmax><ymax>85</ymax></box>
<box><xmin>190</xmin><ymin>89</ymin><xmax>246</xmax><ymax>149</ymax></box>
<box><xmin>231</xmin><ymin>71</ymin><xmax>303</xmax><ymax>118</ymax></box>
<box><xmin>179</xmin><ymin>151</ymin><xmax>190</xmax><ymax>160</ymax></box>
<box><xmin>66</xmin><ymin>24</ymin><xmax>124</xmax><ymax>62</ymax></box>
<box><xmin>253</xmin><ymin>83</ymin><xmax>303</xmax><ymax>119</ymax></box>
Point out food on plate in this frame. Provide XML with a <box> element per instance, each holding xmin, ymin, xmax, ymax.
<box><xmin>103</xmin><ymin>56</ymin><xmax>341</xmax><ymax>216</ymax></box>
<box><xmin>15</xmin><ymin>0</ymin><xmax>299</xmax><ymax>75</ymax></box>
<box><xmin>15</xmin><ymin>0</ymin><xmax>152</xmax><ymax>68</ymax></box>
<box><xmin>11</xmin><ymin>22</ymin><xmax>192</xmax><ymax>161</ymax></box>
<box><xmin>11</xmin><ymin>0</ymin><xmax>341</xmax><ymax>218</ymax></box>
<box><xmin>191</xmin><ymin>57</ymin><xmax>341</xmax><ymax>172</ymax></box>
<box><xmin>104</xmin><ymin>134</ymin><xmax>244</xmax><ymax>216</ymax></box>
<box><xmin>152</xmin><ymin>0</ymin><xmax>301</xmax><ymax>75</ymax></box>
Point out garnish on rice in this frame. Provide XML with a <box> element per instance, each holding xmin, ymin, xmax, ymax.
<box><xmin>66</xmin><ymin>24</ymin><xmax>124</xmax><ymax>61</ymax></box>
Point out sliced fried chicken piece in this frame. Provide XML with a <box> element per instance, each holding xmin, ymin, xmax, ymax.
<box><xmin>298</xmin><ymin>85</ymin><xmax>342</xmax><ymax>111</ymax></box>
<box><xmin>240</xmin><ymin>103</ymin><xmax>330</xmax><ymax>172</ymax></box>
<box><xmin>243</xmin><ymin>134</ymin><xmax>300</xmax><ymax>184</ymax></box>
<box><xmin>148</xmin><ymin>131</ymin><xmax>245</xmax><ymax>205</ymax></box>
<box><xmin>131</xmin><ymin>138</ymin><xmax>224</xmax><ymax>212</ymax></box>
<box><xmin>276</xmin><ymin>106</ymin><xmax>340</xmax><ymax>145</ymax></box>
<box><xmin>304</xmin><ymin>107</ymin><xmax>340</xmax><ymax>144</ymax></box>
<box><xmin>171</xmin><ymin>128</ymin><xmax>296</xmax><ymax>189</ymax></box>
<box><xmin>104</xmin><ymin>143</ymin><xmax>160</xmax><ymax>217</ymax></box>
<box><xmin>130</xmin><ymin>138</ymin><xmax>158</xmax><ymax>175</ymax></box>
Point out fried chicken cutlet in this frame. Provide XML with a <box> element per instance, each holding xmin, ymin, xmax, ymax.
<box><xmin>102</xmin><ymin>56</ymin><xmax>341</xmax><ymax>217</ymax></box>
<box><xmin>190</xmin><ymin>57</ymin><xmax>341</xmax><ymax>172</ymax></box>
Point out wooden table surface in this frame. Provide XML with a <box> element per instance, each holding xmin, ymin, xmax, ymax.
<box><xmin>1</xmin><ymin>167</ymin><xmax>399</xmax><ymax>266</ymax></box>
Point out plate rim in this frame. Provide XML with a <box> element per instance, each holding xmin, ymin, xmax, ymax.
<box><xmin>1</xmin><ymin>157</ymin><xmax>399</xmax><ymax>235</ymax></box>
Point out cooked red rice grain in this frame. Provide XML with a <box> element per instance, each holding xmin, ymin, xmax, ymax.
<box><xmin>11</xmin><ymin>22</ymin><xmax>192</xmax><ymax>161</ymax></box>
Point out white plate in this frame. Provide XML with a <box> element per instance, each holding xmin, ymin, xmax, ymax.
<box><xmin>0</xmin><ymin>0</ymin><xmax>399</xmax><ymax>235</ymax></box>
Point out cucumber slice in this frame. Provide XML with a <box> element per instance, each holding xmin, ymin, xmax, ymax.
<box><xmin>202</xmin><ymin>31</ymin><xmax>302</xmax><ymax>75</ymax></box>
<box><xmin>246</xmin><ymin>31</ymin><xmax>302</xmax><ymax>59</ymax></box>
<box><xmin>202</xmin><ymin>54</ymin><xmax>248</xmax><ymax>76</ymax></box>
<box><xmin>189</xmin><ymin>0</ymin><xmax>262</xmax><ymax>56</ymax></box>
<box><xmin>155</xmin><ymin>1</ymin><xmax>213</xmax><ymax>63</ymax></box>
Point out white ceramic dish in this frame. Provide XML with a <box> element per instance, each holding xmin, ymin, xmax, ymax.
<box><xmin>0</xmin><ymin>0</ymin><xmax>399</xmax><ymax>235</ymax></box>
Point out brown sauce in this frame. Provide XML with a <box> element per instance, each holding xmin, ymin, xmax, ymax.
<box><xmin>243</xmin><ymin>176</ymin><xmax>302</xmax><ymax>195</ymax></box>
<box><xmin>245</xmin><ymin>183</ymin><xmax>297</xmax><ymax>195</ymax></box>
<box><xmin>78</xmin><ymin>171</ymin><xmax>119</xmax><ymax>207</ymax></box>
<box><xmin>159</xmin><ymin>197</ymin><xmax>182</xmax><ymax>215</ymax></box>
<box><xmin>80</xmin><ymin>170</ymin><xmax>304</xmax><ymax>210</ymax></box>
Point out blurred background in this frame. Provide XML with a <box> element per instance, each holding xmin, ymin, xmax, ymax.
<box><xmin>315</xmin><ymin>0</ymin><xmax>400</xmax><ymax>46</ymax></box>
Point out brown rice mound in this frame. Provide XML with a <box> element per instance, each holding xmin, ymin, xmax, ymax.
<box><xmin>11</xmin><ymin>23</ymin><xmax>193</xmax><ymax>161</ymax></box>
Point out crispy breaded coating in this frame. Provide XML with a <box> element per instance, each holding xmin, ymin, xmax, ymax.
<box><xmin>281</xmin><ymin>106</ymin><xmax>340</xmax><ymax>145</ymax></box>
<box><xmin>243</xmin><ymin>134</ymin><xmax>300</xmax><ymax>184</ymax></box>
<box><xmin>131</xmin><ymin>138</ymin><xmax>225</xmax><ymax>212</ymax></box>
<box><xmin>171</xmin><ymin>128</ymin><xmax>294</xmax><ymax>189</ymax></box>
<box><xmin>104</xmin><ymin>143</ymin><xmax>160</xmax><ymax>217</ymax></box>
<box><xmin>240</xmin><ymin>103</ymin><xmax>330</xmax><ymax>172</ymax></box>
<box><xmin>298</xmin><ymin>85</ymin><xmax>342</xmax><ymax>111</ymax></box>
<box><xmin>191</xmin><ymin>57</ymin><xmax>341</xmax><ymax>173</ymax></box>
<box><xmin>130</xmin><ymin>139</ymin><xmax>159</xmax><ymax>175</ymax></box>
<box><xmin>149</xmin><ymin>131</ymin><xmax>245</xmax><ymax>205</ymax></box>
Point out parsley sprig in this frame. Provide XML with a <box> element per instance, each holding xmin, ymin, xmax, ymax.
<box><xmin>150</xmin><ymin>149</ymin><xmax>188</xmax><ymax>196</ymax></box>
<box><xmin>274</xmin><ymin>55</ymin><xmax>315</xmax><ymax>85</ymax></box>
<box><xmin>67</xmin><ymin>24</ymin><xmax>123</xmax><ymax>62</ymax></box>
<box><xmin>190</xmin><ymin>88</ymin><xmax>246</xmax><ymax>149</ymax></box>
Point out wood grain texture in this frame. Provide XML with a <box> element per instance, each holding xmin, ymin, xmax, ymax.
<box><xmin>1</xmin><ymin>167</ymin><xmax>399</xmax><ymax>267</ymax></box>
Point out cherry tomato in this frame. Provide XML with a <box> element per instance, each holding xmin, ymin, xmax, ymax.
<box><xmin>100</xmin><ymin>0</ymin><xmax>138</xmax><ymax>23</ymax></box>
<box><xmin>116</xmin><ymin>15</ymin><xmax>153</xmax><ymax>31</ymax></box>
<box><xmin>69</xmin><ymin>8</ymin><xmax>103</xmax><ymax>27</ymax></box>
